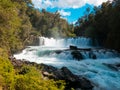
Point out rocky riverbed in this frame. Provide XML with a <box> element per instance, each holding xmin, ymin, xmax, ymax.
<box><xmin>9</xmin><ymin>56</ymin><xmax>93</xmax><ymax>90</ymax></box>
<box><xmin>13</xmin><ymin>43</ymin><xmax>120</xmax><ymax>90</ymax></box>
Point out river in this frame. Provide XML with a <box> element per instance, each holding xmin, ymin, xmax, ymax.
<box><xmin>14</xmin><ymin>37</ymin><xmax>120</xmax><ymax>90</ymax></box>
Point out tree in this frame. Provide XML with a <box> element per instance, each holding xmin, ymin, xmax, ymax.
<box><xmin>74</xmin><ymin>0</ymin><xmax>120</xmax><ymax>51</ymax></box>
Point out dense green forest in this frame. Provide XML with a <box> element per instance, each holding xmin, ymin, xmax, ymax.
<box><xmin>74</xmin><ymin>0</ymin><xmax>120</xmax><ymax>52</ymax></box>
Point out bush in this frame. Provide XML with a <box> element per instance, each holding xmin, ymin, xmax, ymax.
<box><xmin>15</xmin><ymin>65</ymin><xmax>66</xmax><ymax>90</ymax></box>
<box><xmin>0</xmin><ymin>56</ymin><xmax>15</xmax><ymax>90</ymax></box>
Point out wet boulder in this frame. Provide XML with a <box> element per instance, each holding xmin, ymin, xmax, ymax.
<box><xmin>54</xmin><ymin>50</ymin><xmax>62</xmax><ymax>54</ymax></box>
<box><xmin>71</xmin><ymin>50</ymin><xmax>83</xmax><ymax>60</ymax></box>
<box><xmin>89</xmin><ymin>52</ymin><xmax>97</xmax><ymax>59</ymax></box>
<box><xmin>10</xmin><ymin>58</ymin><xmax>93</xmax><ymax>90</ymax></box>
<box><xmin>40</xmin><ymin>64</ymin><xmax>58</xmax><ymax>73</ymax></box>
<box><xmin>60</xmin><ymin>67</ymin><xmax>93</xmax><ymax>90</ymax></box>
<box><xmin>41</xmin><ymin>65</ymin><xmax>93</xmax><ymax>90</ymax></box>
<box><xmin>70</xmin><ymin>45</ymin><xmax>78</xmax><ymax>50</ymax></box>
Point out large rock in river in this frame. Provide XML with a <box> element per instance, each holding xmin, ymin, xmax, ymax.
<box><xmin>70</xmin><ymin>45</ymin><xmax>78</xmax><ymax>50</ymax></box>
<box><xmin>71</xmin><ymin>50</ymin><xmax>83</xmax><ymax>60</ymax></box>
<box><xmin>41</xmin><ymin>64</ymin><xmax>93</xmax><ymax>90</ymax></box>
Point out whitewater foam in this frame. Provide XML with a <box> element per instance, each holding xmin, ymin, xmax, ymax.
<box><xmin>39</xmin><ymin>37</ymin><xmax>96</xmax><ymax>48</ymax></box>
<box><xmin>14</xmin><ymin>37</ymin><xmax>120</xmax><ymax>90</ymax></box>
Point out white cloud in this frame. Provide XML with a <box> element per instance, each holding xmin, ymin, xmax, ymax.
<box><xmin>32</xmin><ymin>0</ymin><xmax>53</xmax><ymax>9</ymax></box>
<box><xmin>86</xmin><ymin>0</ymin><xmax>112</xmax><ymax>6</ymax></box>
<box><xmin>32</xmin><ymin>0</ymin><xmax>113</xmax><ymax>9</ymax></box>
<box><xmin>58</xmin><ymin>10</ymin><xmax>71</xmax><ymax>16</ymax></box>
<box><xmin>44</xmin><ymin>0</ymin><xmax>52</xmax><ymax>6</ymax></box>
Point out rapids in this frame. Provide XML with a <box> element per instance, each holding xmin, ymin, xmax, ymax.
<box><xmin>14</xmin><ymin>37</ymin><xmax>120</xmax><ymax>90</ymax></box>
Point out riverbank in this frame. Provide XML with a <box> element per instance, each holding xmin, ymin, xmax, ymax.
<box><xmin>13</xmin><ymin>43</ymin><xmax>120</xmax><ymax>90</ymax></box>
<box><xmin>9</xmin><ymin>56</ymin><xmax>93</xmax><ymax>90</ymax></box>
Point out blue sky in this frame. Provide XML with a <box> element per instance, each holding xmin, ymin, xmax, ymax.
<box><xmin>32</xmin><ymin>0</ymin><xmax>111</xmax><ymax>24</ymax></box>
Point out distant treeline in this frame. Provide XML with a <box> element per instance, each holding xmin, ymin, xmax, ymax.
<box><xmin>74</xmin><ymin>0</ymin><xmax>120</xmax><ymax>52</ymax></box>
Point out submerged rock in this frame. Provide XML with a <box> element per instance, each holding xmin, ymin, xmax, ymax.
<box><xmin>89</xmin><ymin>52</ymin><xmax>97</xmax><ymax>59</ymax></box>
<box><xmin>71</xmin><ymin>50</ymin><xmax>83</xmax><ymax>60</ymax></box>
<box><xmin>103</xmin><ymin>63</ymin><xmax>120</xmax><ymax>71</ymax></box>
<box><xmin>54</xmin><ymin>50</ymin><xmax>62</xmax><ymax>54</ymax></box>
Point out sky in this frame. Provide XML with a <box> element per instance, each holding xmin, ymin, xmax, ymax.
<box><xmin>32</xmin><ymin>0</ymin><xmax>111</xmax><ymax>24</ymax></box>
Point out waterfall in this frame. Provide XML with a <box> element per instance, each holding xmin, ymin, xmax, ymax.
<box><xmin>39</xmin><ymin>37</ymin><xmax>44</xmax><ymax>45</ymax></box>
<box><xmin>39</xmin><ymin>37</ymin><xmax>94</xmax><ymax>48</ymax></box>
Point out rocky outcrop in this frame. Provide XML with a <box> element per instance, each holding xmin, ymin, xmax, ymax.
<box><xmin>41</xmin><ymin>64</ymin><xmax>93</xmax><ymax>90</ymax></box>
<box><xmin>69</xmin><ymin>46</ymin><xmax>84</xmax><ymax>60</ymax></box>
<box><xmin>9</xmin><ymin>57</ymin><xmax>93</xmax><ymax>90</ymax></box>
<box><xmin>71</xmin><ymin>50</ymin><xmax>83</xmax><ymax>60</ymax></box>
<box><xmin>70</xmin><ymin>45</ymin><xmax>78</xmax><ymax>50</ymax></box>
<box><xmin>54</xmin><ymin>50</ymin><xmax>62</xmax><ymax>54</ymax></box>
<box><xmin>89</xmin><ymin>52</ymin><xmax>97</xmax><ymax>59</ymax></box>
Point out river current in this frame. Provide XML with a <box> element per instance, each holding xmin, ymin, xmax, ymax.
<box><xmin>14</xmin><ymin>37</ymin><xmax>120</xmax><ymax>90</ymax></box>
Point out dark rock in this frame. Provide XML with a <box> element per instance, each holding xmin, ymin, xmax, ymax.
<box><xmin>40</xmin><ymin>64</ymin><xmax>58</xmax><ymax>73</ymax></box>
<box><xmin>103</xmin><ymin>63</ymin><xmax>119</xmax><ymax>71</ymax></box>
<box><xmin>41</xmin><ymin>65</ymin><xmax>93</xmax><ymax>90</ymax></box>
<box><xmin>78</xmin><ymin>48</ymin><xmax>92</xmax><ymax>51</ymax></box>
<box><xmin>71</xmin><ymin>50</ymin><xmax>83</xmax><ymax>60</ymax></box>
<box><xmin>54</xmin><ymin>50</ymin><xmax>62</xmax><ymax>54</ymax></box>
<box><xmin>9</xmin><ymin>56</ymin><xmax>37</xmax><ymax>68</ymax></box>
<box><xmin>116</xmin><ymin>64</ymin><xmax>120</xmax><ymax>67</ymax></box>
<box><xmin>10</xmin><ymin>58</ymin><xmax>24</xmax><ymax>68</ymax></box>
<box><xmin>10</xmin><ymin>57</ymin><xmax>93</xmax><ymax>90</ymax></box>
<box><xmin>70</xmin><ymin>45</ymin><xmax>78</xmax><ymax>50</ymax></box>
<box><xmin>89</xmin><ymin>52</ymin><xmax>97</xmax><ymax>59</ymax></box>
<box><xmin>61</xmin><ymin>67</ymin><xmax>79</xmax><ymax>81</ymax></box>
<box><xmin>60</xmin><ymin>67</ymin><xmax>93</xmax><ymax>90</ymax></box>
<box><xmin>92</xmin><ymin>54</ymin><xmax>97</xmax><ymax>59</ymax></box>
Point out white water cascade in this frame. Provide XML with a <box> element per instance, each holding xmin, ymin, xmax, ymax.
<box><xmin>39</xmin><ymin>37</ymin><xmax>95</xmax><ymax>48</ymax></box>
<box><xmin>14</xmin><ymin>37</ymin><xmax>120</xmax><ymax>90</ymax></box>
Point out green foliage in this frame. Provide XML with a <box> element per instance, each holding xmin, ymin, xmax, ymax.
<box><xmin>0</xmin><ymin>0</ymin><xmax>23</xmax><ymax>52</ymax></box>
<box><xmin>0</xmin><ymin>56</ymin><xmax>66</xmax><ymax>90</ymax></box>
<box><xmin>0</xmin><ymin>56</ymin><xmax>15</xmax><ymax>90</ymax></box>
<box><xmin>15</xmin><ymin>65</ymin><xmax>65</xmax><ymax>90</ymax></box>
<box><xmin>28</xmin><ymin>8</ymin><xmax>73</xmax><ymax>38</ymax></box>
<box><xmin>0</xmin><ymin>0</ymin><xmax>73</xmax><ymax>89</ymax></box>
<box><xmin>0</xmin><ymin>47</ymin><xmax>66</xmax><ymax>90</ymax></box>
<box><xmin>0</xmin><ymin>48</ymin><xmax>66</xmax><ymax>90</ymax></box>
<box><xmin>84</xmin><ymin>26</ymin><xmax>97</xmax><ymax>38</ymax></box>
<box><xmin>0</xmin><ymin>0</ymin><xmax>73</xmax><ymax>53</ymax></box>
<box><xmin>74</xmin><ymin>0</ymin><xmax>120</xmax><ymax>51</ymax></box>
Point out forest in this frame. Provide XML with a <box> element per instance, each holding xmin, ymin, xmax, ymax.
<box><xmin>0</xmin><ymin>0</ymin><xmax>68</xmax><ymax>89</ymax></box>
<box><xmin>0</xmin><ymin>0</ymin><xmax>120</xmax><ymax>90</ymax></box>
<box><xmin>74</xmin><ymin>0</ymin><xmax>120</xmax><ymax>52</ymax></box>
<box><xmin>0</xmin><ymin>0</ymin><xmax>74</xmax><ymax>53</ymax></box>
